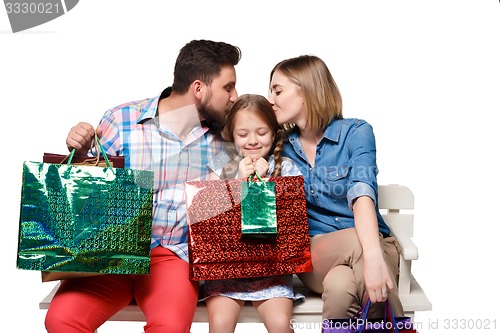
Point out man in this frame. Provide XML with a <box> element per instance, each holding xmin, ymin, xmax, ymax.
<box><xmin>45</xmin><ymin>39</ymin><xmax>241</xmax><ymax>333</ymax></box>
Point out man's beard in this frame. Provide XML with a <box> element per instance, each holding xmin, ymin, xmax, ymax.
<box><xmin>198</xmin><ymin>103</ymin><xmax>226</xmax><ymax>132</ymax></box>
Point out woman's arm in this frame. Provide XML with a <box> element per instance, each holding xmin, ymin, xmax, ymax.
<box><xmin>353</xmin><ymin>196</ymin><xmax>393</xmax><ymax>303</ymax></box>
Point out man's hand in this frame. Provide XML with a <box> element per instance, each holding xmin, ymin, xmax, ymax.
<box><xmin>66</xmin><ymin>122</ymin><xmax>98</xmax><ymax>155</ymax></box>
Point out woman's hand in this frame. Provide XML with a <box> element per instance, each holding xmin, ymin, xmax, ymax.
<box><xmin>363</xmin><ymin>251</ymin><xmax>394</xmax><ymax>303</ymax></box>
<box><xmin>353</xmin><ymin>195</ymin><xmax>393</xmax><ymax>303</ymax></box>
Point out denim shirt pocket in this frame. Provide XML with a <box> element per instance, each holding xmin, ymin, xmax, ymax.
<box><xmin>326</xmin><ymin>165</ymin><xmax>349</xmax><ymax>181</ymax></box>
<box><xmin>324</xmin><ymin>164</ymin><xmax>350</xmax><ymax>199</ymax></box>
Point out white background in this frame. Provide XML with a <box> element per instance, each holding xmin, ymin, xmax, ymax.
<box><xmin>1</xmin><ymin>1</ymin><xmax>499</xmax><ymax>332</ymax></box>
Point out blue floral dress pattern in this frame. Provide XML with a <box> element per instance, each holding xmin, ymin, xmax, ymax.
<box><xmin>200</xmin><ymin>274</ymin><xmax>304</xmax><ymax>302</ymax></box>
<box><xmin>200</xmin><ymin>156</ymin><xmax>304</xmax><ymax>302</ymax></box>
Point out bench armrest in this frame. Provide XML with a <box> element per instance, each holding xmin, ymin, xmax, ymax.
<box><xmin>389</xmin><ymin>222</ymin><xmax>418</xmax><ymax>261</ymax></box>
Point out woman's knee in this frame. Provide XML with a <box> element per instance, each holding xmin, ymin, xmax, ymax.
<box><xmin>310</xmin><ymin>229</ymin><xmax>363</xmax><ymax>269</ymax></box>
<box><xmin>322</xmin><ymin>265</ymin><xmax>359</xmax><ymax>319</ymax></box>
<box><xmin>323</xmin><ymin>265</ymin><xmax>357</xmax><ymax>296</ymax></box>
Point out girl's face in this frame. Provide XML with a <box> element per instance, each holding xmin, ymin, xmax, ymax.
<box><xmin>232</xmin><ymin>108</ymin><xmax>274</xmax><ymax>160</ymax></box>
<box><xmin>268</xmin><ymin>71</ymin><xmax>305</xmax><ymax>127</ymax></box>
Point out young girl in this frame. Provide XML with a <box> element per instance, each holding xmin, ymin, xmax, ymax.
<box><xmin>201</xmin><ymin>94</ymin><xmax>302</xmax><ymax>333</ymax></box>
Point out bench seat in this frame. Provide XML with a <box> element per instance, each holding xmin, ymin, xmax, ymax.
<box><xmin>39</xmin><ymin>184</ymin><xmax>432</xmax><ymax>326</ymax></box>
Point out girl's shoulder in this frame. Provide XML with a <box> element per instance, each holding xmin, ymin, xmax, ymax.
<box><xmin>281</xmin><ymin>157</ymin><xmax>302</xmax><ymax>176</ymax></box>
<box><xmin>208</xmin><ymin>151</ymin><xmax>233</xmax><ymax>178</ymax></box>
<box><xmin>268</xmin><ymin>156</ymin><xmax>302</xmax><ymax>177</ymax></box>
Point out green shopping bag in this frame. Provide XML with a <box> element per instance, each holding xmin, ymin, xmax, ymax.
<box><xmin>240</xmin><ymin>171</ymin><xmax>277</xmax><ymax>237</ymax></box>
<box><xmin>17</xmin><ymin>139</ymin><xmax>154</xmax><ymax>276</ymax></box>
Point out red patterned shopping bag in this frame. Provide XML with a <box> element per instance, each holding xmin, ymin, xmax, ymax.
<box><xmin>186</xmin><ymin>175</ymin><xmax>312</xmax><ymax>280</ymax></box>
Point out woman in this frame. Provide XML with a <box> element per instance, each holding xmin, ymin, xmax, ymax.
<box><xmin>268</xmin><ymin>55</ymin><xmax>403</xmax><ymax>319</ymax></box>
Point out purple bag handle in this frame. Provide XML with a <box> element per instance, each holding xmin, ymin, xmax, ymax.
<box><xmin>357</xmin><ymin>299</ymin><xmax>400</xmax><ymax>333</ymax></box>
<box><xmin>386</xmin><ymin>302</ymin><xmax>399</xmax><ymax>333</ymax></box>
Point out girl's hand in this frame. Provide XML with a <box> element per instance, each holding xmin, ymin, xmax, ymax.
<box><xmin>238</xmin><ymin>157</ymin><xmax>257</xmax><ymax>178</ymax></box>
<box><xmin>237</xmin><ymin>157</ymin><xmax>269</xmax><ymax>178</ymax></box>
<box><xmin>253</xmin><ymin>157</ymin><xmax>269</xmax><ymax>177</ymax></box>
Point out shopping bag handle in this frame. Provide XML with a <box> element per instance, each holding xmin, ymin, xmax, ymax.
<box><xmin>94</xmin><ymin>136</ymin><xmax>112</xmax><ymax>168</ymax></box>
<box><xmin>247</xmin><ymin>171</ymin><xmax>265</xmax><ymax>187</ymax></box>
<box><xmin>67</xmin><ymin>136</ymin><xmax>113</xmax><ymax>169</ymax></box>
<box><xmin>358</xmin><ymin>299</ymin><xmax>400</xmax><ymax>333</ymax></box>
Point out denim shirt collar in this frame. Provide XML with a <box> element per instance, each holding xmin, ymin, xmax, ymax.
<box><xmin>287</xmin><ymin>118</ymin><xmax>343</xmax><ymax>144</ymax></box>
<box><xmin>323</xmin><ymin>118</ymin><xmax>343</xmax><ymax>143</ymax></box>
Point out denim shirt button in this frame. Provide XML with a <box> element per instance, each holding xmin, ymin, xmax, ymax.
<box><xmin>311</xmin><ymin>189</ymin><xmax>314</xmax><ymax>194</ymax></box>
<box><xmin>335</xmin><ymin>217</ymin><xmax>339</xmax><ymax>221</ymax></box>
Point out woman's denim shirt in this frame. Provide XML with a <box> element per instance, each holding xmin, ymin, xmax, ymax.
<box><xmin>281</xmin><ymin>118</ymin><xmax>390</xmax><ymax>236</ymax></box>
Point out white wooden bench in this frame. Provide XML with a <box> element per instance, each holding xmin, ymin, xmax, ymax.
<box><xmin>39</xmin><ymin>184</ymin><xmax>431</xmax><ymax>326</ymax></box>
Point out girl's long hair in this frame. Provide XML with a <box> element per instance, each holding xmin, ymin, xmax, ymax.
<box><xmin>221</xmin><ymin>94</ymin><xmax>284</xmax><ymax>178</ymax></box>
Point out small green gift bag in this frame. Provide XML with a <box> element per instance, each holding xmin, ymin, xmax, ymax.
<box><xmin>240</xmin><ymin>172</ymin><xmax>277</xmax><ymax>237</ymax></box>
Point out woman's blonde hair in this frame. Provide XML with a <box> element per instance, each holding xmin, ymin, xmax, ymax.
<box><xmin>270</xmin><ymin>55</ymin><xmax>343</xmax><ymax>132</ymax></box>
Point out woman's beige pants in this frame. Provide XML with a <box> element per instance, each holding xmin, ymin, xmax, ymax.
<box><xmin>298</xmin><ymin>228</ymin><xmax>404</xmax><ymax>319</ymax></box>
